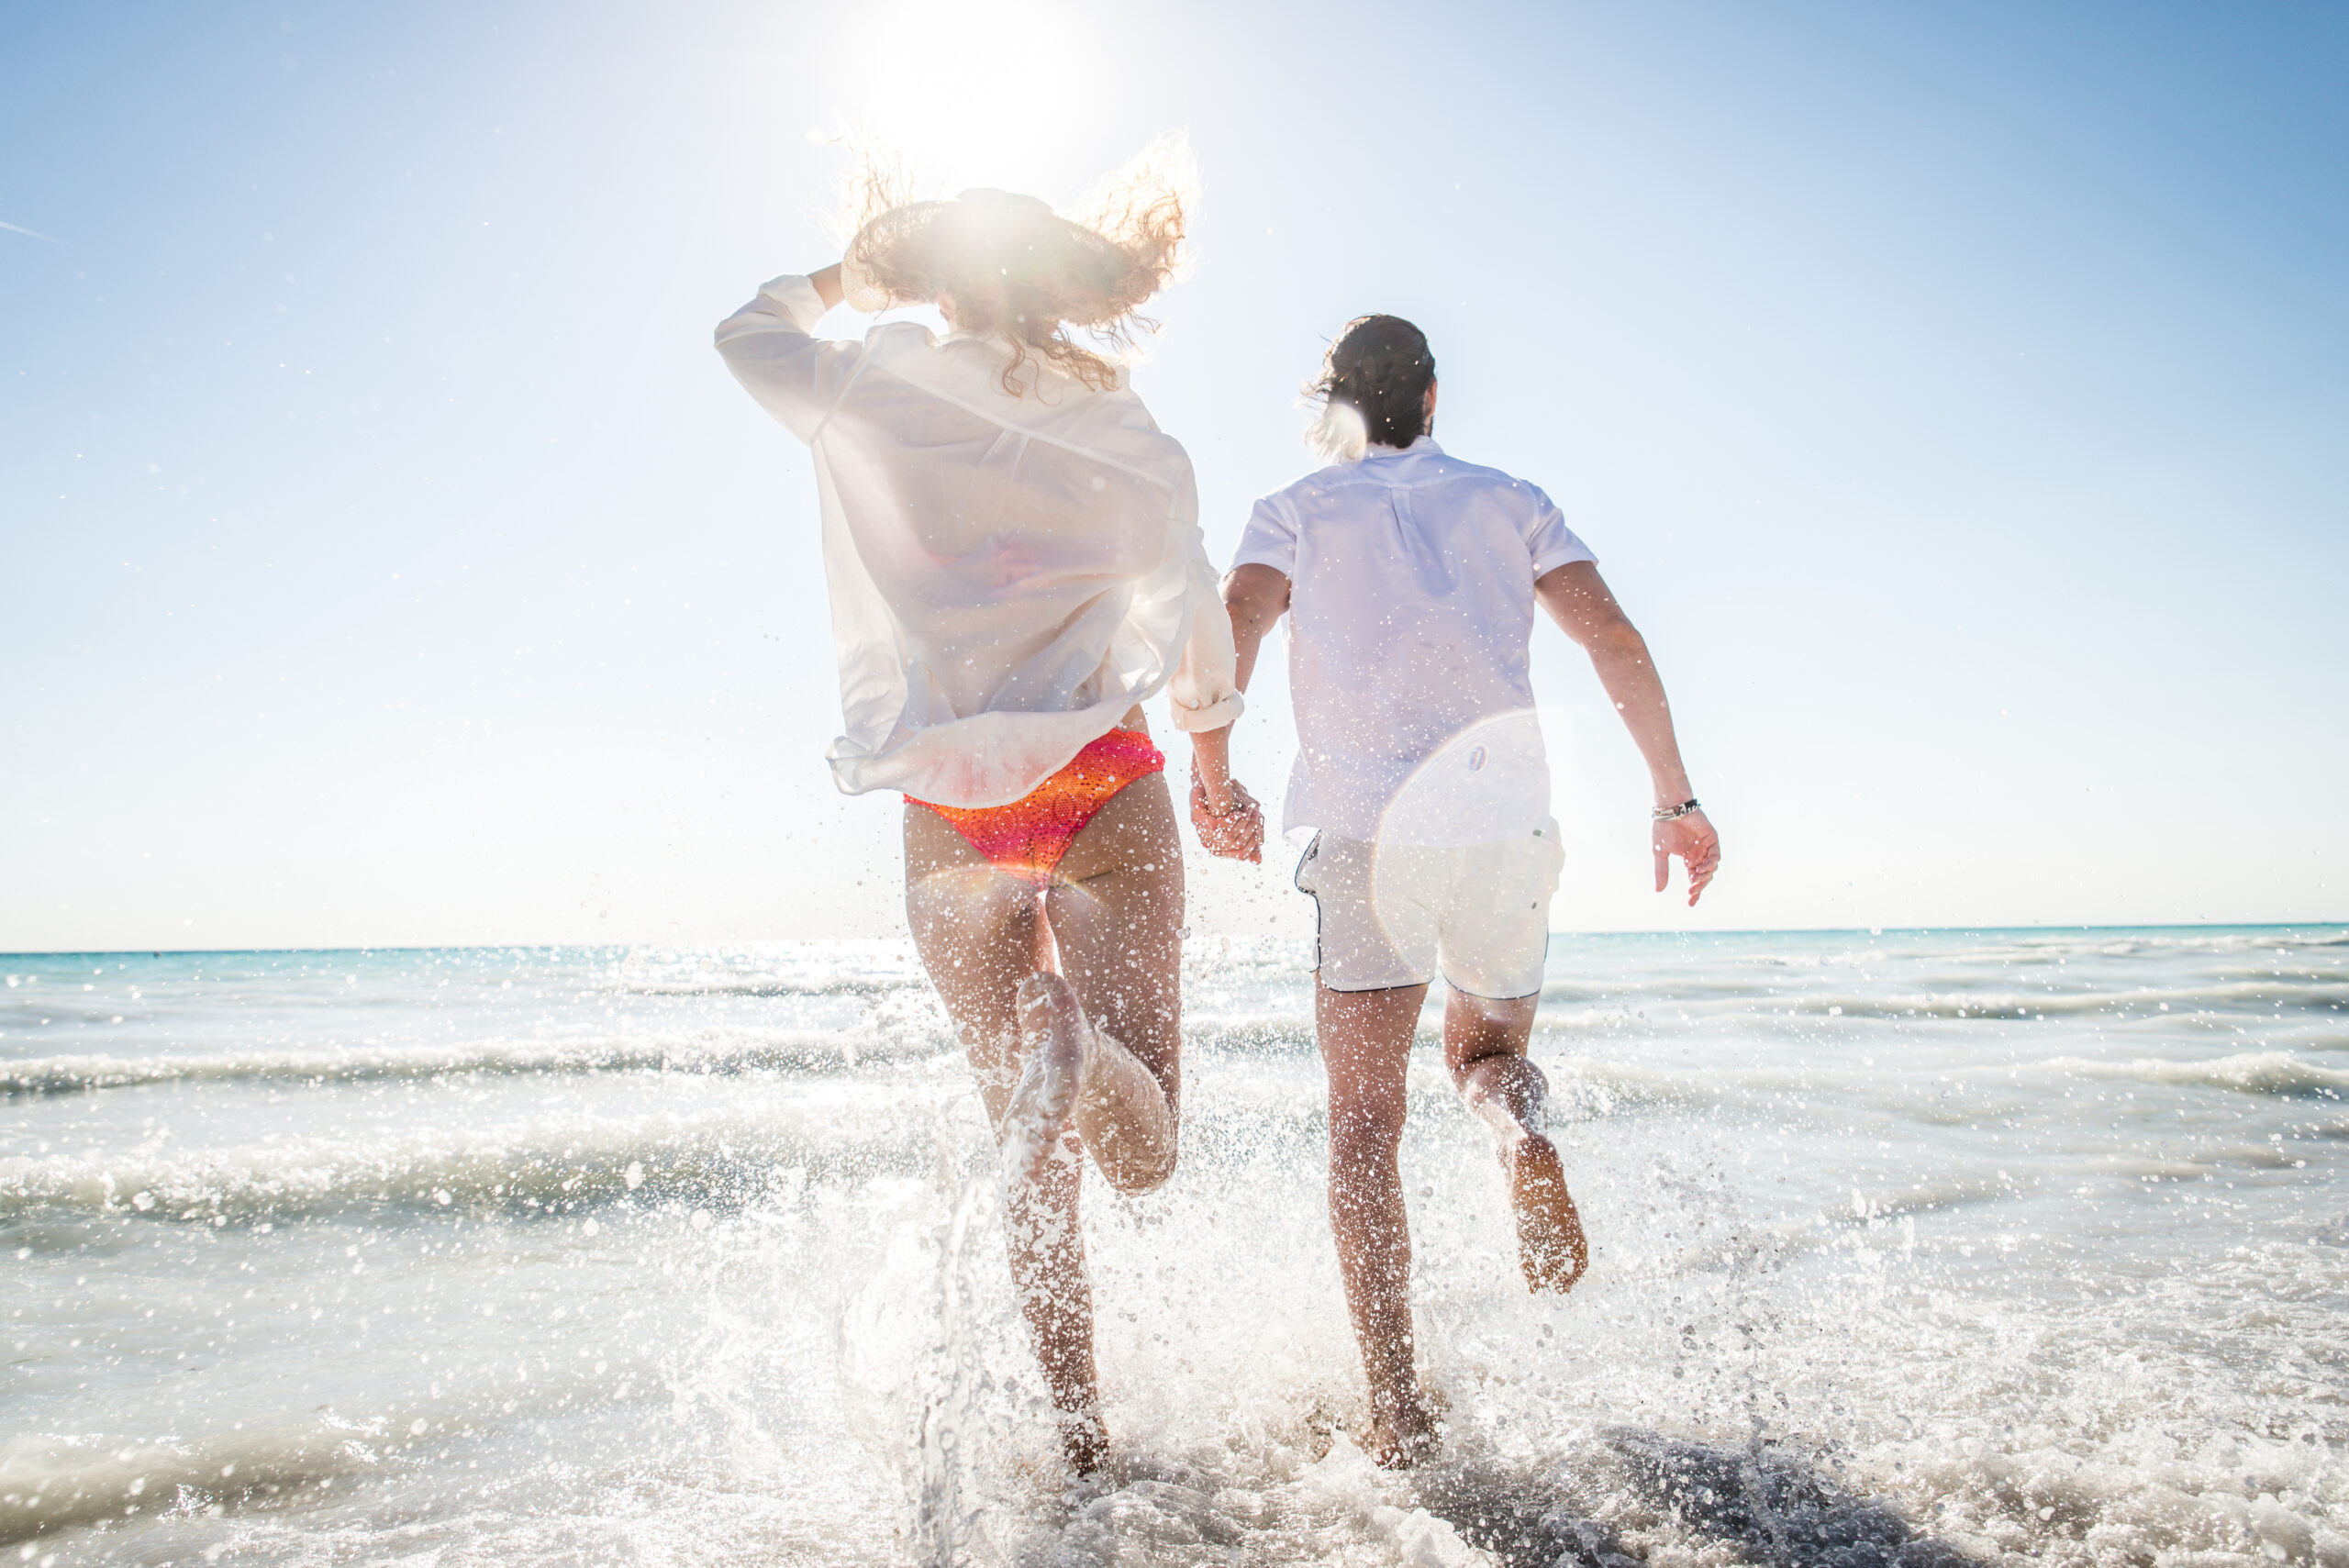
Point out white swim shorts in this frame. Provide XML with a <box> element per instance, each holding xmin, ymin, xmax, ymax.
<box><xmin>1294</xmin><ymin>822</ymin><xmax>1564</xmax><ymax>998</ymax></box>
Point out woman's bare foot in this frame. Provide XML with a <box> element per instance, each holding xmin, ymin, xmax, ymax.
<box><xmin>1508</xmin><ymin>1133</ymin><xmax>1588</xmax><ymax>1293</ymax></box>
<box><xmin>1003</xmin><ymin>973</ymin><xmax>1087</xmax><ymax>1187</ymax></box>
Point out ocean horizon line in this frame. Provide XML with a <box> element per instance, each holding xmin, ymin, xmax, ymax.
<box><xmin>4</xmin><ymin>917</ymin><xmax>2343</xmax><ymax>962</ymax></box>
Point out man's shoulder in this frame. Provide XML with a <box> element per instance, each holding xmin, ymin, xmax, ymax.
<box><xmin>1400</xmin><ymin>450</ymin><xmax>1548</xmax><ymax>502</ymax></box>
<box><xmin>1253</xmin><ymin>462</ymin><xmax>1364</xmax><ymax>511</ymax></box>
<box><xmin>1254</xmin><ymin>448</ymin><xmax>1555</xmax><ymax>516</ymax></box>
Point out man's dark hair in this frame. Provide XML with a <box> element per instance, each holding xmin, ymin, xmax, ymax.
<box><xmin>1310</xmin><ymin>315</ymin><xmax>1436</xmax><ymax>450</ymax></box>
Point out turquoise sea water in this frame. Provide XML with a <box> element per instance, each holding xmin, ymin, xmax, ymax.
<box><xmin>2</xmin><ymin>927</ymin><xmax>2343</xmax><ymax>1565</ymax></box>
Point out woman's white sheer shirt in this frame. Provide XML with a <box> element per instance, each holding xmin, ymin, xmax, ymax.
<box><xmin>716</xmin><ymin>274</ymin><xmax>1241</xmax><ymax>809</ymax></box>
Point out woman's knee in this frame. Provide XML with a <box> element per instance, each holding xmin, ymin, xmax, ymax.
<box><xmin>1109</xmin><ymin>1013</ymin><xmax>1182</xmax><ymax>1098</ymax></box>
<box><xmin>1101</xmin><ymin>1146</ymin><xmax>1177</xmax><ymax>1195</ymax></box>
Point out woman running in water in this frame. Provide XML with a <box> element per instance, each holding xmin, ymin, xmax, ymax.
<box><xmin>714</xmin><ymin>144</ymin><xmax>1263</xmax><ymax>1474</ymax></box>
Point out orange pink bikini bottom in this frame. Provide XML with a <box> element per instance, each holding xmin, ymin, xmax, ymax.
<box><xmin>907</xmin><ymin>728</ymin><xmax>1166</xmax><ymax>883</ymax></box>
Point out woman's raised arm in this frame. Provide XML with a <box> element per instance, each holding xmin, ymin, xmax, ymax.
<box><xmin>712</xmin><ymin>263</ymin><xmax>859</xmax><ymax>444</ymax></box>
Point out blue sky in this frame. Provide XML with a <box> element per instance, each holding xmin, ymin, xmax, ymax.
<box><xmin>3</xmin><ymin>0</ymin><xmax>2343</xmax><ymax>950</ymax></box>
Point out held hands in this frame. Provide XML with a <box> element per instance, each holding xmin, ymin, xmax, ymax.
<box><xmin>1190</xmin><ymin>778</ymin><xmax>1265</xmax><ymax>863</ymax></box>
<box><xmin>1653</xmin><ymin>808</ymin><xmax>1720</xmax><ymax>906</ymax></box>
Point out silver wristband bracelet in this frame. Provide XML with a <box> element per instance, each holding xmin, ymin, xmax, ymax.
<box><xmin>1652</xmin><ymin>797</ymin><xmax>1702</xmax><ymax>822</ymax></box>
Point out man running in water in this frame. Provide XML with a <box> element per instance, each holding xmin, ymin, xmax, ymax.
<box><xmin>1200</xmin><ymin>315</ymin><xmax>1720</xmax><ymax>1466</ymax></box>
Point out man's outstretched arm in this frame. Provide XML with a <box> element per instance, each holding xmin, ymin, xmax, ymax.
<box><xmin>1534</xmin><ymin>561</ymin><xmax>1720</xmax><ymax>904</ymax></box>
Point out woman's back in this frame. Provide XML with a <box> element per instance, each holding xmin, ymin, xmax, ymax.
<box><xmin>716</xmin><ymin>275</ymin><xmax>1232</xmax><ymax>808</ymax></box>
<box><xmin>830</xmin><ymin>321</ymin><xmax>1197</xmax><ymax>718</ymax></box>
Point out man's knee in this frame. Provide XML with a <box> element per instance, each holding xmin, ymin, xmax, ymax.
<box><xmin>1444</xmin><ymin>1007</ymin><xmax>1537</xmax><ymax>1082</ymax></box>
<box><xmin>1452</xmin><ymin>1057</ymin><xmax>1549</xmax><ymax>1116</ymax></box>
<box><xmin>1448</xmin><ymin>1040</ymin><xmax>1536</xmax><ymax>1084</ymax></box>
<box><xmin>1328</xmin><ymin>1100</ymin><xmax>1405</xmax><ymax>1169</ymax></box>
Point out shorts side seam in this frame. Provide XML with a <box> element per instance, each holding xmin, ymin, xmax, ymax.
<box><xmin>1293</xmin><ymin>833</ymin><xmax>1324</xmax><ymax>978</ymax></box>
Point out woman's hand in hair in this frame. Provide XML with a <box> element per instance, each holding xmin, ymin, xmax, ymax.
<box><xmin>808</xmin><ymin>264</ymin><xmax>845</xmax><ymax>312</ymax></box>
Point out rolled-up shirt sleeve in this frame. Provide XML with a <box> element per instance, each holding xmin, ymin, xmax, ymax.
<box><xmin>713</xmin><ymin>274</ymin><xmax>863</xmax><ymax>444</ymax></box>
<box><xmin>1167</xmin><ymin>554</ymin><xmax>1244</xmax><ymax>733</ymax></box>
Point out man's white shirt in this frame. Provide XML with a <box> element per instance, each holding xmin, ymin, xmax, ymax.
<box><xmin>1232</xmin><ymin>437</ymin><xmax>1596</xmax><ymax>847</ymax></box>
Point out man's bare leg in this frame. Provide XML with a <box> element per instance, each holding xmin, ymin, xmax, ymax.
<box><xmin>1317</xmin><ymin>980</ymin><xmax>1442</xmax><ymax>1467</ymax></box>
<box><xmin>1444</xmin><ymin>989</ymin><xmax>1587</xmax><ymax>1293</ymax></box>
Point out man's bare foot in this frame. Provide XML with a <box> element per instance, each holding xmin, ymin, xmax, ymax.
<box><xmin>1508</xmin><ymin>1133</ymin><xmax>1588</xmax><ymax>1293</ymax></box>
<box><xmin>1058</xmin><ymin>1407</ymin><xmax>1109</xmax><ymax>1476</ymax></box>
<box><xmin>1364</xmin><ymin>1397</ymin><xmax>1442</xmax><ymax>1469</ymax></box>
<box><xmin>1003</xmin><ymin>973</ymin><xmax>1086</xmax><ymax>1187</ymax></box>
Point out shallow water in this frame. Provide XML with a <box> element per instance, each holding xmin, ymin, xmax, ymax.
<box><xmin>3</xmin><ymin>927</ymin><xmax>2343</xmax><ymax>1566</ymax></box>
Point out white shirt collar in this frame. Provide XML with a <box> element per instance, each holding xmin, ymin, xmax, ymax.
<box><xmin>1364</xmin><ymin>435</ymin><xmax>1442</xmax><ymax>460</ymax></box>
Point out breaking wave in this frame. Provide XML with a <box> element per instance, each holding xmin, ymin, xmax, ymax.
<box><xmin>0</xmin><ymin>1090</ymin><xmax>969</xmax><ymax>1226</ymax></box>
<box><xmin>2</xmin><ymin>1020</ymin><xmax>959</xmax><ymax>1099</ymax></box>
<box><xmin>2039</xmin><ymin>1050</ymin><xmax>2349</xmax><ymax>1098</ymax></box>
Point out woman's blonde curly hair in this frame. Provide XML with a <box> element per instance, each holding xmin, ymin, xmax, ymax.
<box><xmin>837</xmin><ymin>136</ymin><xmax>1196</xmax><ymax>395</ymax></box>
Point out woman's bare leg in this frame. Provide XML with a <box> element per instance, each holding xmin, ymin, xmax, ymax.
<box><xmin>1045</xmin><ymin>773</ymin><xmax>1185</xmax><ymax>1194</ymax></box>
<box><xmin>1316</xmin><ymin>980</ymin><xmax>1441</xmax><ymax>1466</ymax></box>
<box><xmin>905</xmin><ymin>810</ymin><xmax>1105</xmax><ymax>1471</ymax></box>
<box><xmin>1444</xmin><ymin>990</ymin><xmax>1587</xmax><ymax>1293</ymax></box>
<box><xmin>900</xmin><ymin>773</ymin><xmax>1186</xmax><ymax>1471</ymax></box>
